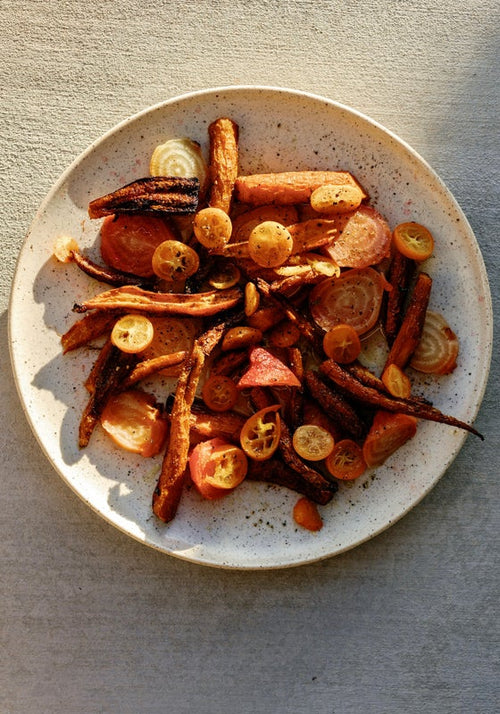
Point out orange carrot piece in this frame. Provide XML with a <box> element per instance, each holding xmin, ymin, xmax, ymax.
<box><xmin>208</xmin><ymin>118</ymin><xmax>239</xmax><ymax>213</ymax></box>
<box><xmin>384</xmin><ymin>272</ymin><xmax>432</xmax><ymax>370</ymax></box>
<box><xmin>234</xmin><ymin>171</ymin><xmax>367</xmax><ymax>206</ymax></box>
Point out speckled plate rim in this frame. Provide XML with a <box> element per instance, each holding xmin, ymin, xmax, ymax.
<box><xmin>8</xmin><ymin>85</ymin><xmax>493</xmax><ymax>569</ymax></box>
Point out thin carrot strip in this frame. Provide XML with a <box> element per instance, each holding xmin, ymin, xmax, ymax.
<box><xmin>62</xmin><ymin>312</ymin><xmax>117</xmax><ymax>353</ymax></box>
<box><xmin>384</xmin><ymin>272</ymin><xmax>432</xmax><ymax>370</ymax></box>
<box><xmin>122</xmin><ymin>351</ymin><xmax>187</xmax><ymax>387</ymax></box>
<box><xmin>79</xmin><ymin>344</ymin><xmax>137</xmax><ymax>447</ymax></box>
<box><xmin>304</xmin><ymin>370</ymin><xmax>366</xmax><ymax>440</ymax></box>
<box><xmin>320</xmin><ymin>359</ymin><xmax>483</xmax><ymax>439</ymax></box>
<box><xmin>152</xmin><ymin>344</ymin><xmax>205</xmax><ymax>523</ymax></box>
<box><xmin>73</xmin><ymin>285</ymin><xmax>241</xmax><ymax>316</ymax></box>
<box><xmin>384</xmin><ymin>250</ymin><xmax>415</xmax><ymax>345</ymax></box>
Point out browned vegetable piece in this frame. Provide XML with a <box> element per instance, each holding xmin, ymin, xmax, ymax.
<box><xmin>304</xmin><ymin>370</ymin><xmax>366</xmax><ymax>440</ymax></box>
<box><xmin>61</xmin><ymin>312</ymin><xmax>118</xmax><ymax>353</ymax></box>
<box><xmin>287</xmin><ymin>219</ymin><xmax>337</xmax><ymax>254</ymax></box>
<box><xmin>247</xmin><ymin>458</ymin><xmax>336</xmax><ymax>505</ymax></box>
<box><xmin>71</xmin><ymin>249</ymin><xmax>153</xmax><ymax>287</ymax></box>
<box><xmin>122</xmin><ymin>351</ymin><xmax>187</xmax><ymax>387</ymax></box>
<box><xmin>234</xmin><ymin>170</ymin><xmax>367</xmax><ymax>206</ymax></box>
<box><xmin>210</xmin><ymin>350</ymin><xmax>248</xmax><ymax>377</ymax></box>
<box><xmin>79</xmin><ymin>344</ymin><xmax>137</xmax><ymax>447</ymax></box>
<box><xmin>208</xmin><ymin>118</ymin><xmax>239</xmax><ymax>214</ymax></box>
<box><xmin>383</xmin><ymin>271</ymin><xmax>432</xmax><ymax>371</ymax></box>
<box><xmin>73</xmin><ymin>285</ymin><xmax>241</xmax><ymax>317</ymax></box>
<box><xmin>255</xmin><ymin>277</ymin><xmax>324</xmax><ymax>354</ymax></box>
<box><xmin>188</xmin><ymin>407</ymin><xmax>246</xmax><ymax>442</ymax></box>
<box><xmin>152</xmin><ymin>344</ymin><xmax>205</xmax><ymax>523</ymax></box>
<box><xmin>320</xmin><ymin>359</ymin><xmax>483</xmax><ymax>439</ymax></box>
<box><xmin>88</xmin><ymin>176</ymin><xmax>200</xmax><ymax>218</ymax></box>
<box><xmin>384</xmin><ymin>250</ymin><xmax>416</xmax><ymax>345</ymax></box>
<box><xmin>152</xmin><ymin>314</ymin><xmax>242</xmax><ymax>522</ymax></box>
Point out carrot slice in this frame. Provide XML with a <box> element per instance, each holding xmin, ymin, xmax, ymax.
<box><xmin>363</xmin><ymin>411</ymin><xmax>418</xmax><ymax>467</ymax></box>
<box><xmin>384</xmin><ymin>272</ymin><xmax>432</xmax><ymax>370</ymax></box>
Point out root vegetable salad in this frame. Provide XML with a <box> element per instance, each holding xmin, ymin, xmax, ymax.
<box><xmin>54</xmin><ymin>117</ymin><xmax>482</xmax><ymax>533</ymax></box>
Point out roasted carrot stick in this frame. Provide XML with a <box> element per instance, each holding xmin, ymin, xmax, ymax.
<box><xmin>247</xmin><ymin>458</ymin><xmax>336</xmax><ymax>505</ymax></box>
<box><xmin>384</xmin><ymin>271</ymin><xmax>432</xmax><ymax>370</ymax></box>
<box><xmin>208</xmin><ymin>117</ymin><xmax>239</xmax><ymax>213</ymax></box>
<box><xmin>73</xmin><ymin>285</ymin><xmax>242</xmax><ymax>316</ymax></box>
<box><xmin>384</xmin><ymin>249</ymin><xmax>416</xmax><ymax>345</ymax></box>
<box><xmin>234</xmin><ymin>171</ymin><xmax>367</xmax><ymax>206</ymax></box>
<box><xmin>152</xmin><ymin>313</ymin><xmax>242</xmax><ymax>522</ymax></box>
<box><xmin>152</xmin><ymin>344</ymin><xmax>204</xmax><ymax>523</ymax></box>
<box><xmin>79</xmin><ymin>344</ymin><xmax>137</xmax><ymax>447</ymax></box>
<box><xmin>61</xmin><ymin>312</ymin><xmax>118</xmax><ymax>353</ymax></box>
<box><xmin>122</xmin><ymin>351</ymin><xmax>187</xmax><ymax>387</ymax></box>
<box><xmin>320</xmin><ymin>359</ymin><xmax>483</xmax><ymax>439</ymax></box>
<box><xmin>304</xmin><ymin>370</ymin><xmax>366</xmax><ymax>440</ymax></box>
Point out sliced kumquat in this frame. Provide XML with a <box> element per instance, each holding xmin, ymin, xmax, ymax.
<box><xmin>193</xmin><ymin>207</ymin><xmax>232</xmax><ymax>251</ymax></box>
<box><xmin>240</xmin><ymin>405</ymin><xmax>281</xmax><ymax>461</ymax></box>
<box><xmin>269</xmin><ymin>320</ymin><xmax>301</xmax><ymax>348</ymax></box>
<box><xmin>292</xmin><ymin>424</ymin><xmax>335</xmax><ymax>461</ymax></box>
<box><xmin>248</xmin><ymin>221</ymin><xmax>293</xmax><ymax>268</ymax></box>
<box><xmin>322</xmin><ymin>323</ymin><xmax>362</xmax><ymax>363</ymax></box>
<box><xmin>202</xmin><ymin>375</ymin><xmax>239</xmax><ymax>412</ymax></box>
<box><xmin>111</xmin><ymin>314</ymin><xmax>154</xmax><ymax>354</ymax></box>
<box><xmin>393</xmin><ymin>222</ymin><xmax>434</xmax><ymax>262</ymax></box>
<box><xmin>151</xmin><ymin>240</ymin><xmax>200</xmax><ymax>281</ymax></box>
<box><xmin>325</xmin><ymin>439</ymin><xmax>367</xmax><ymax>480</ymax></box>
<box><xmin>381</xmin><ymin>363</ymin><xmax>412</xmax><ymax>398</ymax></box>
<box><xmin>293</xmin><ymin>497</ymin><xmax>323</xmax><ymax>532</ymax></box>
<box><xmin>310</xmin><ymin>183</ymin><xmax>364</xmax><ymax>214</ymax></box>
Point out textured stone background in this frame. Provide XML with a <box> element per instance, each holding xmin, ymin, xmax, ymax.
<box><xmin>1</xmin><ymin>2</ymin><xmax>498</xmax><ymax>712</ymax></box>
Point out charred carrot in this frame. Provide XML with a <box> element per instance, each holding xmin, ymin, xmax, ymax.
<box><xmin>88</xmin><ymin>176</ymin><xmax>200</xmax><ymax>218</ymax></box>
<box><xmin>384</xmin><ymin>249</ymin><xmax>416</xmax><ymax>345</ymax></box>
<box><xmin>384</xmin><ymin>272</ymin><xmax>432</xmax><ymax>370</ymax></box>
<box><xmin>320</xmin><ymin>359</ymin><xmax>484</xmax><ymax>439</ymax></box>
<box><xmin>247</xmin><ymin>458</ymin><xmax>336</xmax><ymax>505</ymax></box>
<box><xmin>61</xmin><ymin>312</ymin><xmax>118</xmax><ymax>353</ymax></box>
<box><xmin>122</xmin><ymin>351</ymin><xmax>187</xmax><ymax>387</ymax></box>
<box><xmin>152</xmin><ymin>345</ymin><xmax>204</xmax><ymax>523</ymax></box>
<box><xmin>304</xmin><ymin>370</ymin><xmax>366</xmax><ymax>440</ymax></box>
<box><xmin>79</xmin><ymin>344</ymin><xmax>136</xmax><ymax>447</ymax></box>
<box><xmin>234</xmin><ymin>171</ymin><xmax>367</xmax><ymax>206</ymax></box>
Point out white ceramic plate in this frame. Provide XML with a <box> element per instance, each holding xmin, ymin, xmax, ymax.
<box><xmin>9</xmin><ymin>86</ymin><xmax>492</xmax><ymax>569</ymax></box>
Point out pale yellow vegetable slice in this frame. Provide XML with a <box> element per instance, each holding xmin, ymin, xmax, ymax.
<box><xmin>53</xmin><ymin>235</ymin><xmax>79</xmax><ymax>263</ymax></box>
<box><xmin>150</xmin><ymin>138</ymin><xmax>208</xmax><ymax>192</ymax></box>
